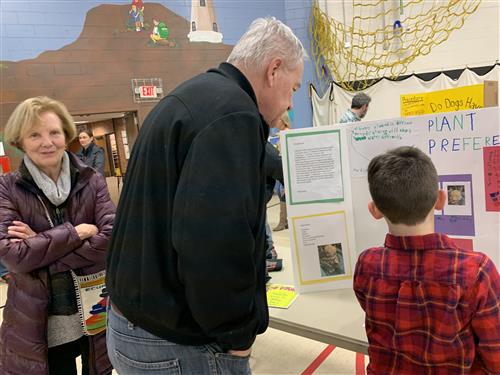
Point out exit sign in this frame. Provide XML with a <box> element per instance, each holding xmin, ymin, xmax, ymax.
<box><xmin>140</xmin><ymin>85</ymin><xmax>157</xmax><ymax>98</ymax></box>
<box><xmin>132</xmin><ymin>78</ymin><xmax>163</xmax><ymax>103</ymax></box>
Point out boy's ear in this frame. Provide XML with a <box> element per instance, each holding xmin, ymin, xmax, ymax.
<box><xmin>368</xmin><ymin>201</ymin><xmax>384</xmax><ymax>220</ymax></box>
<box><xmin>435</xmin><ymin>189</ymin><xmax>446</xmax><ymax>210</ymax></box>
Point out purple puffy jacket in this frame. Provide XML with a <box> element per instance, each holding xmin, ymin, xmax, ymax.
<box><xmin>0</xmin><ymin>153</ymin><xmax>115</xmax><ymax>374</ymax></box>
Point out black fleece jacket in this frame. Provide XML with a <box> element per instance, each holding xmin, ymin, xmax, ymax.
<box><xmin>106</xmin><ymin>63</ymin><xmax>269</xmax><ymax>351</ymax></box>
<box><xmin>265</xmin><ymin>142</ymin><xmax>284</xmax><ymax>203</ymax></box>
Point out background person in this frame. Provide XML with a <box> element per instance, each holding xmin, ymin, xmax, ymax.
<box><xmin>354</xmin><ymin>146</ymin><xmax>500</xmax><ymax>374</ymax></box>
<box><xmin>339</xmin><ymin>92</ymin><xmax>371</xmax><ymax>123</ymax></box>
<box><xmin>272</xmin><ymin>111</ymin><xmax>291</xmax><ymax>232</ymax></box>
<box><xmin>106</xmin><ymin>17</ymin><xmax>305</xmax><ymax>374</ymax></box>
<box><xmin>263</xmin><ymin>112</ymin><xmax>291</xmax><ymax>277</ymax></box>
<box><xmin>76</xmin><ymin>129</ymin><xmax>105</xmax><ymax>176</ymax></box>
<box><xmin>0</xmin><ymin>96</ymin><xmax>116</xmax><ymax>375</ymax></box>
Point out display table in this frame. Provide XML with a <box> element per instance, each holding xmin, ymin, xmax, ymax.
<box><xmin>268</xmin><ymin>287</ymin><xmax>369</xmax><ymax>354</ymax></box>
<box><xmin>265</xmin><ymin>199</ymin><xmax>369</xmax><ymax>354</ymax></box>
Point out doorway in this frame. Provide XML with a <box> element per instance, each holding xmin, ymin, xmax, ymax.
<box><xmin>70</xmin><ymin>111</ymin><xmax>139</xmax><ymax>177</ymax></box>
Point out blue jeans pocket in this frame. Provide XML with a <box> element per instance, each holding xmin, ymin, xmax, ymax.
<box><xmin>204</xmin><ymin>344</ymin><xmax>251</xmax><ymax>375</ymax></box>
<box><xmin>113</xmin><ymin>349</ymin><xmax>181</xmax><ymax>374</ymax></box>
<box><xmin>107</xmin><ymin>306</ymin><xmax>249</xmax><ymax>374</ymax></box>
<box><xmin>214</xmin><ymin>353</ymin><xmax>250</xmax><ymax>375</ymax></box>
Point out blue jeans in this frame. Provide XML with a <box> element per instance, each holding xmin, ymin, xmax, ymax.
<box><xmin>265</xmin><ymin>218</ymin><xmax>274</xmax><ymax>258</ymax></box>
<box><xmin>107</xmin><ymin>304</ymin><xmax>251</xmax><ymax>374</ymax></box>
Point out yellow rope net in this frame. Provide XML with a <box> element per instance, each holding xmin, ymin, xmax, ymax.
<box><xmin>310</xmin><ymin>0</ymin><xmax>482</xmax><ymax>91</ymax></box>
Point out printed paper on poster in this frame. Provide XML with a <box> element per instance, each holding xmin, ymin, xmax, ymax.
<box><xmin>286</xmin><ymin>130</ymin><xmax>344</xmax><ymax>205</ymax></box>
<box><xmin>291</xmin><ymin>211</ymin><xmax>351</xmax><ymax>285</ymax></box>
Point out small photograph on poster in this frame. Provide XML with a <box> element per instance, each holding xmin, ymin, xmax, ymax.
<box><xmin>292</xmin><ymin>210</ymin><xmax>352</xmax><ymax>285</ymax></box>
<box><xmin>447</xmin><ymin>185</ymin><xmax>466</xmax><ymax>206</ymax></box>
<box><xmin>435</xmin><ymin>174</ymin><xmax>474</xmax><ymax>236</ymax></box>
<box><xmin>317</xmin><ymin>243</ymin><xmax>345</xmax><ymax>277</ymax></box>
<box><xmin>443</xmin><ymin>181</ymin><xmax>472</xmax><ymax>216</ymax></box>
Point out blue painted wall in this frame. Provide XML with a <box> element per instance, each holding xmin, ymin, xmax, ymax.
<box><xmin>0</xmin><ymin>0</ymin><xmax>313</xmax><ymax>128</ymax></box>
<box><xmin>1</xmin><ymin>1</ymin><xmax>287</xmax><ymax>61</ymax></box>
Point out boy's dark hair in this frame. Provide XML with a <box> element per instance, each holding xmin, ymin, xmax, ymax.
<box><xmin>367</xmin><ymin>146</ymin><xmax>438</xmax><ymax>225</ymax></box>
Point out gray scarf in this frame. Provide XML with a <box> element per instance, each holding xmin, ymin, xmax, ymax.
<box><xmin>24</xmin><ymin>152</ymin><xmax>71</xmax><ymax>206</ymax></box>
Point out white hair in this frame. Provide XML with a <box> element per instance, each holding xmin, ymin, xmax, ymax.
<box><xmin>227</xmin><ymin>17</ymin><xmax>307</xmax><ymax>72</ymax></box>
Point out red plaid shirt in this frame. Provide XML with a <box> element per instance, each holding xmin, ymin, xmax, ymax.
<box><xmin>354</xmin><ymin>233</ymin><xmax>500</xmax><ymax>374</ymax></box>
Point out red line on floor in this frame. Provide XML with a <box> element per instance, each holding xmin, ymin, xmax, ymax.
<box><xmin>355</xmin><ymin>352</ymin><xmax>366</xmax><ymax>375</ymax></box>
<box><xmin>300</xmin><ymin>344</ymin><xmax>336</xmax><ymax>375</ymax></box>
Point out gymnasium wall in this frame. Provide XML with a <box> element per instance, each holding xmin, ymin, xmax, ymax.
<box><xmin>1</xmin><ymin>1</ymin><xmax>320</xmax><ymax>167</ymax></box>
<box><xmin>319</xmin><ymin>0</ymin><xmax>498</xmax><ymax>76</ymax></box>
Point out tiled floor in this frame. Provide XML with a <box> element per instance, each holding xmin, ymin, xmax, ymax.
<box><xmin>0</xmin><ymin>191</ymin><xmax>368</xmax><ymax>374</ymax></box>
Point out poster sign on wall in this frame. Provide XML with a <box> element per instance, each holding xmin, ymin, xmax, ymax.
<box><xmin>400</xmin><ymin>82</ymin><xmax>497</xmax><ymax>117</ymax></box>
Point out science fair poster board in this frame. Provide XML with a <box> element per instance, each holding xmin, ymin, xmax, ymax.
<box><xmin>281</xmin><ymin>107</ymin><xmax>500</xmax><ymax>293</ymax></box>
<box><xmin>281</xmin><ymin>128</ymin><xmax>357</xmax><ymax>293</ymax></box>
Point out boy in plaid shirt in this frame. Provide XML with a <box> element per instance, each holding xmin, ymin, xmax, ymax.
<box><xmin>354</xmin><ymin>146</ymin><xmax>500</xmax><ymax>374</ymax></box>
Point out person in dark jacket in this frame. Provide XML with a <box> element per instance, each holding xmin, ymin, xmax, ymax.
<box><xmin>263</xmin><ymin>142</ymin><xmax>283</xmax><ymax>279</ymax></box>
<box><xmin>273</xmin><ymin>111</ymin><xmax>291</xmax><ymax>231</ymax></box>
<box><xmin>106</xmin><ymin>17</ymin><xmax>305</xmax><ymax>374</ymax></box>
<box><xmin>264</xmin><ymin>141</ymin><xmax>283</xmax><ymax>260</ymax></box>
<box><xmin>0</xmin><ymin>96</ymin><xmax>116</xmax><ymax>375</ymax></box>
<box><xmin>263</xmin><ymin>112</ymin><xmax>292</xmax><ymax>275</ymax></box>
<box><xmin>76</xmin><ymin>129</ymin><xmax>105</xmax><ymax>175</ymax></box>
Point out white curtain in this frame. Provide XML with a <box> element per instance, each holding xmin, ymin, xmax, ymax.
<box><xmin>311</xmin><ymin>66</ymin><xmax>500</xmax><ymax>126</ymax></box>
<box><xmin>310</xmin><ymin>84</ymin><xmax>336</xmax><ymax>127</ymax></box>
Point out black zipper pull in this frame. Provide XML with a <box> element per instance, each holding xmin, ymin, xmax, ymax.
<box><xmin>55</xmin><ymin>207</ymin><xmax>63</xmax><ymax>224</ymax></box>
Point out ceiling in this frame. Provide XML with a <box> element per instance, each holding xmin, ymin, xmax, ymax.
<box><xmin>73</xmin><ymin>112</ymin><xmax>127</xmax><ymax>125</ymax></box>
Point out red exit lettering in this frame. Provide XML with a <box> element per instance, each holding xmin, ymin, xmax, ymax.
<box><xmin>140</xmin><ymin>86</ymin><xmax>156</xmax><ymax>98</ymax></box>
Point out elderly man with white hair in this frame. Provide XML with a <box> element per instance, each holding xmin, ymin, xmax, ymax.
<box><xmin>106</xmin><ymin>17</ymin><xmax>306</xmax><ymax>374</ymax></box>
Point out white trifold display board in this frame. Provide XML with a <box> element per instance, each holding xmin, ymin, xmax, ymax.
<box><xmin>281</xmin><ymin>107</ymin><xmax>500</xmax><ymax>293</ymax></box>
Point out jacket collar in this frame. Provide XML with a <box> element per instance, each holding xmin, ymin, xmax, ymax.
<box><xmin>209</xmin><ymin>62</ymin><xmax>258</xmax><ymax>107</ymax></box>
<box><xmin>81</xmin><ymin>142</ymin><xmax>95</xmax><ymax>156</ymax></box>
<box><xmin>384</xmin><ymin>232</ymin><xmax>457</xmax><ymax>251</ymax></box>
<box><xmin>16</xmin><ymin>152</ymin><xmax>94</xmax><ymax>202</ymax></box>
<box><xmin>208</xmin><ymin>63</ymin><xmax>270</xmax><ymax>141</ymax></box>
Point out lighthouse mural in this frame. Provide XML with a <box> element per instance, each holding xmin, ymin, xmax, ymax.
<box><xmin>188</xmin><ymin>0</ymin><xmax>223</xmax><ymax>43</ymax></box>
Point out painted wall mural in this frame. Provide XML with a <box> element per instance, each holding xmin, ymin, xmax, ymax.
<box><xmin>112</xmin><ymin>0</ymin><xmax>178</xmax><ymax>48</ymax></box>
<box><xmin>118</xmin><ymin>0</ymin><xmax>223</xmax><ymax>47</ymax></box>
<box><xmin>129</xmin><ymin>0</ymin><xmax>145</xmax><ymax>31</ymax></box>
<box><xmin>188</xmin><ymin>0</ymin><xmax>223</xmax><ymax>43</ymax></box>
<box><xmin>0</xmin><ymin>1</ymin><xmax>314</xmax><ymax>169</ymax></box>
<box><xmin>0</xmin><ymin>2</ymin><xmax>234</xmax><ymax>167</ymax></box>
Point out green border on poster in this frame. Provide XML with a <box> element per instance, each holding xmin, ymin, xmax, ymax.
<box><xmin>285</xmin><ymin>129</ymin><xmax>344</xmax><ymax>205</ymax></box>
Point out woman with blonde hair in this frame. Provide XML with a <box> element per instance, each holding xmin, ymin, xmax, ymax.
<box><xmin>0</xmin><ymin>96</ymin><xmax>115</xmax><ymax>374</ymax></box>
